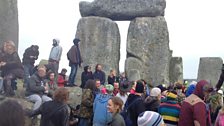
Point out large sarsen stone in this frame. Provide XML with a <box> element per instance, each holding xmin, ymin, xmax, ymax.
<box><xmin>197</xmin><ymin>57</ymin><xmax>223</xmax><ymax>86</ymax></box>
<box><xmin>79</xmin><ymin>0</ymin><xmax>166</xmax><ymax>21</ymax></box>
<box><xmin>125</xmin><ymin>16</ymin><xmax>170</xmax><ymax>85</ymax></box>
<box><xmin>0</xmin><ymin>0</ymin><xmax>18</xmax><ymax>48</ymax></box>
<box><xmin>169</xmin><ymin>57</ymin><xmax>183</xmax><ymax>84</ymax></box>
<box><xmin>75</xmin><ymin>16</ymin><xmax>120</xmax><ymax>77</ymax></box>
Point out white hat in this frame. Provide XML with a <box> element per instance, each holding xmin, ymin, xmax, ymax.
<box><xmin>150</xmin><ymin>87</ymin><xmax>161</xmax><ymax>97</ymax></box>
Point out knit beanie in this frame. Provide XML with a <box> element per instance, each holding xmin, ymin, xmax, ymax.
<box><xmin>150</xmin><ymin>87</ymin><xmax>161</xmax><ymax>97</ymax></box>
<box><xmin>135</xmin><ymin>81</ymin><xmax>144</xmax><ymax>93</ymax></box>
<box><xmin>138</xmin><ymin>111</ymin><xmax>164</xmax><ymax>126</ymax></box>
<box><xmin>166</xmin><ymin>91</ymin><xmax>178</xmax><ymax>100</ymax></box>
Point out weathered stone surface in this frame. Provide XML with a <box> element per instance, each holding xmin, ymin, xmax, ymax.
<box><xmin>128</xmin><ymin>69</ymin><xmax>141</xmax><ymax>82</ymax></box>
<box><xmin>75</xmin><ymin>16</ymin><xmax>120</xmax><ymax>77</ymax></box>
<box><xmin>79</xmin><ymin>0</ymin><xmax>166</xmax><ymax>21</ymax></box>
<box><xmin>125</xmin><ymin>16</ymin><xmax>170</xmax><ymax>86</ymax></box>
<box><xmin>169</xmin><ymin>57</ymin><xmax>183</xmax><ymax>84</ymax></box>
<box><xmin>197</xmin><ymin>57</ymin><xmax>223</xmax><ymax>86</ymax></box>
<box><xmin>0</xmin><ymin>0</ymin><xmax>18</xmax><ymax>48</ymax></box>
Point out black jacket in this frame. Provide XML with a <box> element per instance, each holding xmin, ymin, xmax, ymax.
<box><xmin>126</xmin><ymin>94</ymin><xmax>145</xmax><ymax>126</ymax></box>
<box><xmin>81</xmin><ymin>67</ymin><xmax>94</xmax><ymax>88</ymax></box>
<box><xmin>144</xmin><ymin>96</ymin><xmax>160</xmax><ymax>112</ymax></box>
<box><xmin>22</xmin><ymin>46</ymin><xmax>39</xmax><ymax>65</ymax></box>
<box><xmin>31</xmin><ymin>101</ymin><xmax>69</xmax><ymax>126</ymax></box>
<box><xmin>25</xmin><ymin>73</ymin><xmax>47</xmax><ymax>96</ymax></box>
<box><xmin>93</xmin><ymin>70</ymin><xmax>106</xmax><ymax>85</ymax></box>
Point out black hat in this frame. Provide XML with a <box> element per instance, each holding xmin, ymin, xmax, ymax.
<box><xmin>135</xmin><ymin>81</ymin><xmax>144</xmax><ymax>93</ymax></box>
<box><xmin>119</xmin><ymin>81</ymin><xmax>131</xmax><ymax>92</ymax></box>
<box><xmin>73</xmin><ymin>38</ymin><xmax>80</xmax><ymax>44</ymax></box>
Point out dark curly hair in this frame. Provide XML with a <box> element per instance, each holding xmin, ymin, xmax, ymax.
<box><xmin>53</xmin><ymin>88</ymin><xmax>69</xmax><ymax>103</ymax></box>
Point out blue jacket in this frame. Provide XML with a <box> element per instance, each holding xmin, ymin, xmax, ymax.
<box><xmin>93</xmin><ymin>94</ymin><xmax>112</xmax><ymax>126</ymax></box>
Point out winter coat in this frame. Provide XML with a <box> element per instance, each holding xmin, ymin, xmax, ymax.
<box><xmin>0</xmin><ymin>52</ymin><xmax>23</xmax><ymax>78</ymax></box>
<box><xmin>25</xmin><ymin>73</ymin><xmax>47</xmax><ymax>96</ymax></box>
<box><xmin>80</xmin><ymin>66</ymin><xmax>94</xmax><ymax>88</ymax></box>
<box><xmin>22</xmin><ymin>45</ymin><xmax>39</xmax><ymax>65</ymax></box>
<box><xmin>93</xmin><ymin>70</ymin><xmax>106</xmax><ymax>85</ymax></box>
<box><xmin>144</xmin><ymin>96</ymin><xmax>160</xmax><ymax>112</ymax></box>
<box><xmin>93</xmin><ymin>94</ymin><xmax>113</xmax><ymax>126</ymax></box>
<box><xmin>79</xmin><ymin>89</ymin><xmax>94</xmax><ymax>119</ymax></box>
<box><xmin>126</xmin><ymin>94</ymin><xmax>146</xmax><ymax>126</ymax></box>
<box><xmin>57</xmin><ymin>73</ymin><xmax>67</xmax><ymax>87</ymax></box>
<box><xmin>67</xmin><ymin>44</ymin><xmax>82</xmax><ymax>66</ymax></box>
<box><xmin>178</xmin><ymin>80</ymin><xmax>212</xmax><ymax>126</ymax></box>
<box><xmin>31</xmin><ymin>100</ymin><xmax>69</xmax><ymax>126</ymax></box>
<box><xmin>107</xmin><ymin>76</ymin><xmax>119</xmax><ymax>85</ymax></box>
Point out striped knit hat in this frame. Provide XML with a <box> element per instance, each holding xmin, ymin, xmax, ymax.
<box><xmin>166</xmin><ymin>91</ymin><xmax>178</xmax><ymax>100</ymax></box>
<box><xmin>138</xmin><ymin>111</ymin><xmax>164</xmax><ymax>126</ymax></box>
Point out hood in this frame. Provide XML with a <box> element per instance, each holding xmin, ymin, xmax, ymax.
<box><xmin>53</xmin><ymin>38</ymin><xmax>60</xmax><ymax>46</ymax></box>
<box><xmin>95</xmin><ymin>94</ymin><xmax>111</xmax><ymax>103</ymax></box>
<box><xmin>186</xmin><ymin>84</ymin><xmax>196</xmax><ymax>97</ymax></box>
<box><xmin>84</xmin><ymin>65</ymin><xmax>89</xmax><ymax>72</ymax></box>
<box><xmin>193</xmin><ymin>80</ymin><xmax>209</xmax><ymax>99</ymax></box>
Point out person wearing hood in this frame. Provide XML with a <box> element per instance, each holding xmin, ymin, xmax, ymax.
<box><xmin>80</xmin><ymin>65</ymin><xmax>94</xmax><ymax>88</ymax></box>
<box><xmin>49</xmin><ymin>38</ymin><xmax>62</xmax><ymax>82</ymax></box>
<box><xmin>22</xmin><ymin>45</ymin><xmax>39</xmax><ymax>87</ymax></box>
<box><xmin>30</xmin><ymin>88</ymin><xmax>70</xmax><ymax>126</ymax></box>
<box><xmin>93</xmin><ymin>64</ymin><xmax>106</xmax><ymax>85</ymax></box>
<box><xmin>93</xmin><ymin>84</ymin><xmax>114</xmax><ymax>126</ymax></box>
<box><xmin>178</xmin><ymin>80</ymin><xmax>213</xmax><ymax>126</ymax></box>
<box><xmin>67</xmin><ymin>38</ymin><xmax>82</xmax><ymax>86</ymax></box>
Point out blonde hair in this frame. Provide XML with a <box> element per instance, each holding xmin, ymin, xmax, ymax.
<box><xmin>4</xmin><ymin>40</ymin><xmax>16</xmax><ymax>54</ymax></box>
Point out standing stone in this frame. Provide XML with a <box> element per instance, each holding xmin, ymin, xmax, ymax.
<box><xmin>79</xmin><ymin>0</ymin><xmax>166</xmax><ymax>21</ymax></box>
<box><xmin>75</xmin><ymin>16</ymin><xmax>120</xmax><ymax>79</ymax></box>
<box><xmin>125</xmin><ymin>16</ymin><xmax>170</xmax><ymax>86</ymax></box>
<box><xmin>169</xmin><ymin>57</ymin><xmax>183</xmax><ymax>84</ymax></box>
<box><xmin>0</xmin><ymin>0</ymin><xmax>18</xmax><ymax>48</ymax></box>
<box><xmin>197</xmin><ymin>57</ymin><xmax>223</xmax><ymax>86</ymax></box>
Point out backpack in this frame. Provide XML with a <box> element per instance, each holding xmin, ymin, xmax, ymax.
<box><xmin>121</xmin><ymin>98</ymin><xmax>141</xmax><ymax>126</ymax></box>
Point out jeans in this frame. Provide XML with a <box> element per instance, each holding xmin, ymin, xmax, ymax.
<box><xmin>78</xmin><ymin>118</ymin><xmax>90</xmax><ymax>126</ymax></box>
<box><xmin>26</xmin><ymin>94</ymin><xmax>52</xmax><ymax>110</ymax></box>
<box><xmin>23</xmin><ymin>64</ymin><xmax>34</xmax><ymax>87</ymax></box>
<box><xmin>68</xmin><ymin>64</ymin><xmax>78</xmax><ymax>85</ymax></box>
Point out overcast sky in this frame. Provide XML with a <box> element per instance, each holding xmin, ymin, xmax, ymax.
<box><xmin>18</xmin><ymin>0</ymin><xmax>224</xmax><ymax>79</ymax></box>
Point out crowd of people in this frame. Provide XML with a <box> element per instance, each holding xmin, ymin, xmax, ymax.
<box><xmin>1</xmin><ymin>39</ymin><xmax>224</xmax><ymax>126</ymax></box>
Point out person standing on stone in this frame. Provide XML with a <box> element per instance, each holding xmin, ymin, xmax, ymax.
<box><xmin>48</xmin><ymin>38</ymin><xmax>62</xmax><ymax>81</ymax></box>
<box><xmin>216</xmin><ymin>64</ymin><xmax>224</xmax><ymax>91</ymax></box>
<box><xmin>22</xmin><ymin>45</ymin><xmax>39</xmax><ymax>87</ymax></box>
<box><xmin>93</xmin><ymin>64</ymin><xmax>106</xmax><ymax>85</ymax></box>
<box><xmin>67</xmin><ymin>38</ymin><xmax>82</xmax><ymax>86</ymax></box>
<box><xmin>0</xmin><ymin>41</ymin><xmax>24</xmax><ymax>96</ymax></box>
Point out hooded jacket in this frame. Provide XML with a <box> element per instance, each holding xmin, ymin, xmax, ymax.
<box><xmin>178</xmin><ymin>80</ymin><xmax>212</xmax><ymax>126</ymax></box>
<box><xmin>22</xmin><ymin>45</ymin><xmax>39</xmax><ymax>65</ymax></box>
<box><xmin>49</xmin><ymin>39</ymin><xmax>62</xmax><ymax>62</ymax></box>
<box><xmin>31</xmin><ymin>100</ymin><xmax>69</xmax><ymax>126</ymax></box>
<box><xmin>93</xmin><ymin>94</ymin><xmax>113</xmax><ymax>126</ymax></box>
<box><xmin>80</xmin><ymin>66</ymin><xmax>94</xmax><ymax>88</ymax></box>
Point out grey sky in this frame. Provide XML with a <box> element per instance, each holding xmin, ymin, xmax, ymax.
<box><xmin>18</xmin><ymin>0</ymin><xmax>224</xmax><ymax>79</ymax></box>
